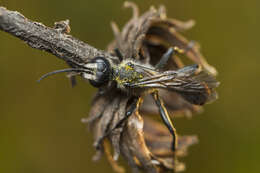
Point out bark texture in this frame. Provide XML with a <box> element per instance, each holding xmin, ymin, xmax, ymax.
<box><xmin>0</xmin><ymin>7</ymin><xmax>118</xmax><ymax>65</ymax></box>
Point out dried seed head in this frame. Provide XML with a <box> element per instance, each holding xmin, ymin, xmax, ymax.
<box><xmin>83</xmin><ymin>2</ymin><xmax>218</xmax><ymax>173</ymax></box>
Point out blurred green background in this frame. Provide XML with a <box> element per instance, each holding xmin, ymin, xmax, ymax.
<box><xmin>0</xmin><ymin>0</ymin><xmax>259</xmax><ymax>173</ymax></box>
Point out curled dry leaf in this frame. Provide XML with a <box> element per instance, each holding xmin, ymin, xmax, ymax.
<box><xmin>83</xmin><ymin>2</ymin><xmax>217</xmax><ymax>173</ymax></box>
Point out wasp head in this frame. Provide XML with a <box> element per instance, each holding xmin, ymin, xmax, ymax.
<box><xmin>38</xmin><ymin>56</ymin><xmax>112</xmax><ymax>88</ymax></box>
<box><xmin>83</xmin><ymin>57</ymin><xmax>111</xmax><ymax>87</ymax></box>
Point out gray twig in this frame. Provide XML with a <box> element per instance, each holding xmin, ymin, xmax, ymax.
<box><xmin>0</xmin><ymin>7</ymin><xmax>116</xmax><ymax>65</ymax></box>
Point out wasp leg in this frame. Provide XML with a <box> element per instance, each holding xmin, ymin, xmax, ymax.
<box><xmin>155</xmin><ymin>47</ymin><xmax>174</xmax><ymax>70</ymax></box>
<box><xmin>155</xmin><ymin>46</ymin><xmax>186</xmax><ymax>70</ymax></box>
<box><xmin>152</xmin><ymin>91</ymin><xmax>178</xmax><ymax>151</ymax></box>
<box><xmin>94</xmin><ymin>97</ymin><xmax>141</xmax><ymax>149</ymax></box>
<box><xmin>115</xmin><ymin>97</ymin><xmax>141</xmax><ymax>129</ymax></box>
<box><xmin>114</xmin><ymin>48</ymin><xmax>123</xmax><ymax>62</ymax></box>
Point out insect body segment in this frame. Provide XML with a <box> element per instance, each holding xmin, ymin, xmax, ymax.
<box><xmin>86</xmin><ymin>57</ymin><xmax>111</xmax><ymax>87</ymax></box>
<box><xmin>112</xmin><ymin>60</ymin><xmax>144</xmax><ymax>89</ymax></box>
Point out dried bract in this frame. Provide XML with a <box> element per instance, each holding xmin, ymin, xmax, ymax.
<box><xmin>83</xmin><ymin>2</ymin><xmax>218</xmax><ymax>173</ymax></box>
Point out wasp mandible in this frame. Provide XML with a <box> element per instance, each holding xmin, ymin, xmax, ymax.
<box><xmin>38</xmin><ymin>46</ymin><xmax>219</xmax><ymax>151</ymax></box>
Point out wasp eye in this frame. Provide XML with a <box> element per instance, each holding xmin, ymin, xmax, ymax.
<box><xmin>89</xmin><ymin>57</ymin><xmax>111</xmax><ymax>87</ymax></box>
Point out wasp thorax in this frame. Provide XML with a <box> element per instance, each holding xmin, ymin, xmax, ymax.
<box><xmin>113</xmin><ymin>61</ymin><xmax>143</xmax><ymax>88</ymax></box>
<box><xmin>87</xmin><ymin>57</ymin><xmax>111</xmax><ymax>87</ymax></box>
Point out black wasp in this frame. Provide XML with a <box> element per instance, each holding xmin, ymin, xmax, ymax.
<box><xmin>38</xmin><ymin>47</ymin><xmax>219</xmax><ymax>151</ymax></box>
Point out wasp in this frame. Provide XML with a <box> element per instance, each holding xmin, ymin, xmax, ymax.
<box><xmin>38</xmin><ymin>47</ymin><xmax>219</xmax><ymax>151</ymax></box>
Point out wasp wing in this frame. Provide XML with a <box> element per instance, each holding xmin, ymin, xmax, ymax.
<box><xmin>131</xmin><ymin>65</ymin><xmax>219</xmax><ymax>105</ymax></box>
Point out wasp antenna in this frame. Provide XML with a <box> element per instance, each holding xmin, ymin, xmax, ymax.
<box><xmin>37</xmin><ymin>68</ymin><xmax>89</xmax><ymax>82</ymax></box>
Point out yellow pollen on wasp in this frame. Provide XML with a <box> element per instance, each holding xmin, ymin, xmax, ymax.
<box><xmin>125</xmin><ymin>65</ymin><xmax>133</xmax><ymax>71</ymax></box>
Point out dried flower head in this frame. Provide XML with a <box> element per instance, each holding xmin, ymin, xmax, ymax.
<box><xmin>0</xmin><ymin>2</ymin><xmax>219</xmax><ymax>173</ymax></box>
<box><xmin>81</xmin><ymin>2</ymin><xmax>219</xmax><ymax>173</ymax></box>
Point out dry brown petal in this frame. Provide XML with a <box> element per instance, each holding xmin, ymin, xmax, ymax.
<box><xmin>109</xmin><ymin>96</ymin><xmax>129</xmax><ymax>161</ymax></box>
<box><xmin>103</xmin><ymin>139</ymin><xmax>125</xmax><ymax>173</ymax></box>
<box><xmin>122</xmin><ymin>112</ymin><xmax>158</xmax><ymax>173</ymax></box>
